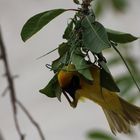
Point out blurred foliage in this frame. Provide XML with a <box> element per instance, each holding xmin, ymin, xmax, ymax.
<box><xmin>87</xmin><ymin>130</ymin><xmax>116</xmax><ymax>140</ymax></box>
<box><xmin>87</xmin><ymin>0</ymin><xmax>140</xmax><ymax>139</ymax></box>
<box><xmin>92</xmin><ymin>0</ymin><xmax>128</xmax><ymax>17</ymax></box>
<box><xmin>107</xmin><ymin>45</ymin><xmax>140</xmax><ymax>103</ymax></box>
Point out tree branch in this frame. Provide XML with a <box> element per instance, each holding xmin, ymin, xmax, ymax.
<box><xmin>1</xmin><ymin>86</ymin><xmax>9</xmax><ymax>97</ymax></box>
<box><xmin>0</xmin><ymin>131</ymin><xmax>4</xmax><ymax>140</ymax></box>
<box><xmin>0</xmin><ymin>28</ymin><xmax>17</xmax><ymax>113</ymax></box>
<box><xmin>17</xmin><ymin>100</ymin><xmax>45</xmax><ymax>140</ymax></box>
<box><xmin>0</xmin><ymin>27</ymin><xmax>25</xmax><ymax>140</ymax></box>
<box><xmin>0</xmin><ymin>27</ymin><xmax>45</xmax><ymax>140</ymax></box>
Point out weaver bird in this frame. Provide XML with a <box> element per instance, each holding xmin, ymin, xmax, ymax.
<box><xmin>58</xmin><ymin>64</ymin><xmax>140</xmax><ymax>134</ymax></box>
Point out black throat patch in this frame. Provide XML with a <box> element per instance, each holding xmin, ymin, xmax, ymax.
<box><xmin>63</xmin><ymin>75</ymin><xmax>81</xmax><ymax>99</ymax></box>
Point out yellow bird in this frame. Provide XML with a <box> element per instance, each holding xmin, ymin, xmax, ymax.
<box><xmin>57</xmin><ymin>64</ymin><xmax>140</xmax><ymax>134</ymax></box>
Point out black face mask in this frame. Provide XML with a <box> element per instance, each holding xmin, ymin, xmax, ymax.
<box><xmin>63</xmin><ymin>75</ymin><xmax>81</xmax><ymax>99</ymax></box>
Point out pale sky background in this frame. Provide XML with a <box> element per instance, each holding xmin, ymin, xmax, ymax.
<box><xmin>0</xmin><ymin>0</ymin><xmax>140</xmax><ymax>140</ymax></box>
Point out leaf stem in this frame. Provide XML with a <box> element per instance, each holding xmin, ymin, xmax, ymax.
<box><xmin>112</xmin><ymin>44</ymin><xmax>140</xmax><ymax>93</ymax></box>
<box><xmin>67</xmin><ymin>9</ymin><xmax>81</xmax><ymax>12</ymax></box>
<box><xmin>36</xmin><ymin>47</ymin><xmax>58</xmax><ymax>60</ymax></box>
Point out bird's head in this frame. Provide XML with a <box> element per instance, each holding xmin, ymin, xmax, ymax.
<box><xmin>57</xmin><ymin>64</ymin><xmax>81</xmax><ymax>99</ymax></box>
<box><xmin>57</xmin><ymin>64</ymin><xmax>76</xmax><ymax>88</ymax></box>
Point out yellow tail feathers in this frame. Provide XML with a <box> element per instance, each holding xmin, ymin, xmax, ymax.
<box><xmin>103</xmin><ymin>97</ymin><xmax>140</xmax><ymax>134</ymax></box>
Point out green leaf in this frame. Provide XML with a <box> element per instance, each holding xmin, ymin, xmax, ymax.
<box><xmin>52</xmin><ymin>43</ymin><xmax>70</xmax><ymax>72</ymax></box>
<box><xmin>58</xmin><ymin>42</ymin><xmax>70</xmax><ymax>56</ymax></box>
<box><xmin>82</xmin><ymin>16</ymin><xmax>110</xmax><ymax>53</ymax></box>
<box><xmin>52</xmin><ymin>51</ymin><xmax>70</xmax><ymax>72</ymax></box>
<box><xmin>72</xmin><ymin>51</ymin><xmax>93</xmax><ymax>81</ymax></box>
<box><xmin>52</xmin><ymin>56</ymin><xmax>65</xmax><ymax>72</ymax></box>
<box><xmin>21</xmin><ymin>9</ymin><xmax>66</xmax><ymax>41</ymax></box>
<box><xmin>107</xmin><ymin>28</ymin><xmax>138</xmax><ymax>43</ymax></box>
<box><xmin>63</xmin><ymin>20</ymin><xmax>74</xmax><ymax>39</ymax></box>
<box><xmin>100</xmin><ymin>68</ymin><xmax>120</xmax><ymax>92</ymax></box>
<box><xmin>88</xmin><ymin>130</ymin><xmax>116</xmax><ymax>140</ymax></box>
<box><xmin>39</xmin><ymin>74</ymin><xmax>62</xmax><ymax>101</ymax></box>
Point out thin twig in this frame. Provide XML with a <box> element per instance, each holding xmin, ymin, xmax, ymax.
<box><xmin>112</xmin><ymin>44</ymin><xmax>140</xmax><ymax>93</ymax></box>
<box><xmin>1</xmin><ymin>86</ymin><xmax>9</xmax><ymax>97</ymax></box>
<box><xmin>36</xmin><ymin>47</ymin><xmax>58</xmax><ymax>60</ymax></box>
<box><xmin>0</xmin><ymin>27</ymin><xmax>24</xmax><ymax>139</ymax></box>
<box><xmin>0</xmin><ymin>27</ymin><xmax>45</xmax><ymax>140</ymax></box>
<box><xmin>0</xmin><ymin>49</ymin><xmax>2</xmax><ymax>59</ymax></box>
<box><xmin>13</xmin><ymin>114</ymin><xmax>25</xmax><ymax>140</ymax></box>
<box><xmin>67</xmin><ymin>9</ymin><xmax>81</xmax><ymax>12</ymax></box>
<box><xmin>0</xmin><ymin>131</ymin><xmax>5</xmax><ymax>140</ymax></box>
<box><xmin>0</xmin><ymin>28</ymin><xmax>17</xmax><ymax>113</ymax></box>
<box><xmin>17</xmin><ymin>100</ymin><xmax>45</xmax><ymax>140</ymax></box>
